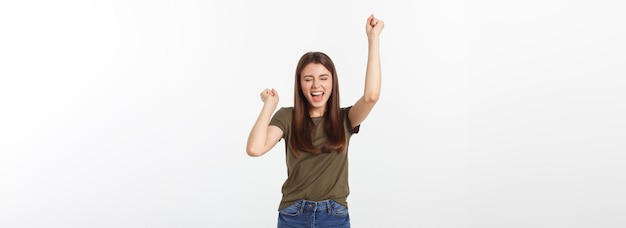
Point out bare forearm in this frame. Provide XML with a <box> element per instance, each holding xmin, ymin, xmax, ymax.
<box><xmin>364</xmin><ymin>37</ymin><xmax>381</xmax><ymax>103</ymax></box>
<box><xmin>246</xmin><ymin>103</ymin><xmax>277</xmax><ymax>156</ymax></box>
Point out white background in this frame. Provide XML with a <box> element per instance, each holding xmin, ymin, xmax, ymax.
<box><xmin>1</xmin><ymin>0</ymin><xmax>625</xmax><ymax>227</ymax></box>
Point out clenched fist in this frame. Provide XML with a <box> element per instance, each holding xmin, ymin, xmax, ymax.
<box><xmin>366</xmin><ymin>14</ymin><xmax>384</xmax><ymax>39</ymax></box>
<box><xmin>260</xmin><ymin>88</ymin><xmax>279</xmax><ymax>105</ymax></box>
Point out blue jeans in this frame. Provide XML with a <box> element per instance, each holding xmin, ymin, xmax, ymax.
<box><xmin>277</xmin><ymin>199</ymin><xmax>350</xmax><ymax>228</ymax></box>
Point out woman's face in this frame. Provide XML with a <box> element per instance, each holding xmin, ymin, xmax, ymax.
<box><xmin>300</xmin><ymin>63</ymin><xmax>333</xmax><ymax>114</ymax></box>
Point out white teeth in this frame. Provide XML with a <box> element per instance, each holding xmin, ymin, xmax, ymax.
<box><xmin>311</xmin><ymin>91</ymin><xmax>324</xmax><ymax>96</ymax></box>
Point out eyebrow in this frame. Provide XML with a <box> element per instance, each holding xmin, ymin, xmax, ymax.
<box><xmin>303</xmin><ymin>74</ymin><xmax>330</xmax><ymax>77</ymax></box>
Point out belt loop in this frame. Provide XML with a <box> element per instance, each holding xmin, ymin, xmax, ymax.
<box><xmin>326</xmin><ymin>199</ymin><xmax>332</xmax><ymax>214</ymax></box>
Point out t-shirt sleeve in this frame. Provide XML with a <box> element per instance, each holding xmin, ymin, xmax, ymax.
<box><xmin>269</xmin><ymin>107</ymin><xmax>291</xmax><ymax>139</ymax></box>
<box><xmin>343</xmin><ymin>106</ymin><xmax>360</xmax><ymax>134</ymax></box>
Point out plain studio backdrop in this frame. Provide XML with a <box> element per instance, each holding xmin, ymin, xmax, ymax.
<box><xmin>1</xmin><ymin>0</ymin><xmax>625</xmax><ymax>227</ymax></box>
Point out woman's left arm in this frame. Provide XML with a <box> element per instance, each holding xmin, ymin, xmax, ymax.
<box><xmin>349</xmin><ymin>14</ymin><xmax>384</xmax><ymax>127</ymax></box>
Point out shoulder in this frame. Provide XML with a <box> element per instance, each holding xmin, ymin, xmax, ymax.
<box><xmin>341</xmin><ymin>106</ymin><xmax>353</xmax><ymax>115</ymax></box>
<box><xmin>270</xmin><ymin>107</ymin><xmax>294</xmax><ymax>133</ymax></box>
<box><xmin>273</xmin><ymin>107</ymin><xmax>294</xmax><ymax>120</ymax></box>
<box><xmin>276</xmin><ymin>107</ymin><xmax>294</xmax><ymax>114</ymax></box>
<box><xmin>342</xmin><ymin>106</ymin><xmax>360</xmax><ymax>133</ymax></box>
<box><xmin>340</xmin><ymin>106</ymin><xmax>354</xmax><ymax>124</ymax></box>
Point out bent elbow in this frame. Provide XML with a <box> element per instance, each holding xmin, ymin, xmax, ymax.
<box><xmin>247</xmin><ymin>152</ymin><xmax>262</xmax><ymax>157</ymax></box>
<box><xmin>246</xmin><ymin>147</ymin><xmax>263</xmax><ymax>157</ymax></box>
<box><xmin>363</xmin><ymin>93</ymin><xmax>380</xmax><ymax>103</ymax></box>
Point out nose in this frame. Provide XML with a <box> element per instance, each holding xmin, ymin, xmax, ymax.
<box><xmin>312</xmin><ymin>79</ymin><xmax>320</xmax><ymax>88</ymax></box>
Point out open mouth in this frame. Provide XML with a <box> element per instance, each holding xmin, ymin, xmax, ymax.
<box><xmin>311</xmin><ymin>91</ymin><xmax>324</xmax><ymax>102</ymax></box>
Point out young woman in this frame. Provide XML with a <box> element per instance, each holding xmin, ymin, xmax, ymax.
<box><xmin>246</xmin><ymin>14</ymin><xmax>384</xmax><ymax>228</ymax></box>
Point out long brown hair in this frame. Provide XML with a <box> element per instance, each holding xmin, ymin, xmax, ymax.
<box><xmin>290</xmin><ymin>52</ymin><xmax>346</xmax><ymax>158</ymax></box>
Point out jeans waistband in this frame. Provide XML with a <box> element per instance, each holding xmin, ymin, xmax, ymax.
<box><xmin>298</xmin><ymin>199</ymin><xmax>332</xmax><ymax>212</ymax></box>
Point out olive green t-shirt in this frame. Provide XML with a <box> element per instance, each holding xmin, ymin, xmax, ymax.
<box><xmin>270</xmin><ymin>107</ymin><xmax>360</xmax><ymax>211</ymax></box>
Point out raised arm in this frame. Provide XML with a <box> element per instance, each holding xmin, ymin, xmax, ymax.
<box><xmin>349</xmin><ymin>14</ymin><xmax>384</xmax><ymax>127</ymax></box>
<box><xmin>246</xmin><ymin>88</ymin><xmax>283</xmax><ymax>157</ymax></box>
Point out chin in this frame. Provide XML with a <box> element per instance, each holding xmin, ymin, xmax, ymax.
<box><xmin>307</xmin><ymin>101</ymin><xmax>326</xmax><ymax>108</ymax></box>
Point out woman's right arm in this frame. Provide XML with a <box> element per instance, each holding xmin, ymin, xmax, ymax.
<box><xmin>246</xmin><ymin>88</ymin><xmax>284</xmax><ymax>157</ymax></box>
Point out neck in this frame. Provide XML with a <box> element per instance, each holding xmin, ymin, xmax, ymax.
<box><xmin>309</xmin><ymin>107</ymin><xmax>325</xmax><ymax>117</ymax></box>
